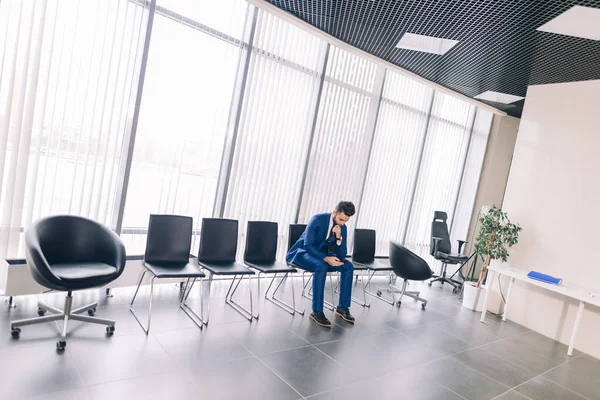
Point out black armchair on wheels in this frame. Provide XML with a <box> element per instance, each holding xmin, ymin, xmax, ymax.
<box><xmin>389</xmin><ymin>241</ymin><xmax>433</xmax><ymax>309</ymax></box>
<box><xmin>10</xmin><ymin>215</ymin><xmax>126</xmax><ymax>350</ymax></box>
<box><xmin>429</xmin><ymin>211</ymin><xmax>468</xmax><ymax>292</ymax></box>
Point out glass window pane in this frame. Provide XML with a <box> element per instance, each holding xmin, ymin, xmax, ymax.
<box><xmin>120</xmin><ymin>11</ymin><xmax>243</xmax><ymax>254</ymax></box>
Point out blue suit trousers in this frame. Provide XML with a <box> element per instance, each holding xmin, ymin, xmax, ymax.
<box><xmin>294</xmin><ymin>252</ymin><xmax>354</xmax><ymax>313</ymax></box>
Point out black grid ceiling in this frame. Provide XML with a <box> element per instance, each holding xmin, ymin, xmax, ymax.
<box><xmin>266</xmin><ymin>0</ymin><xmax>600</xmax><ymax>118</ymax></box>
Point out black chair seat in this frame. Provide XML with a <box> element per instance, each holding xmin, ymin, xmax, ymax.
<box><xmin>144</xmin><ymin>262</ymin><xmax>206</xmax><ymax>279</ymax></box>
<box><xmin>354</xmin><ymin>260</ymin><xmax>393</xmax><ymax>271</ymax></box>
<box><xmin>352</xmin><ymin>262</ymin><xmax>368</xmax><ymax>271</ymax></box>
<box><xmin>245</xmin><ymin>260</ymin><xmax>296</xmax><ymax>274</ymax></box>
<box><xmin>198</xmin><ymin>261</ymin><xmax>254</xmax><ymax>275</ymax></box>
<box><xmin>436</xmin><ymin>252</ymin><xmax>468</xmax><ymax>263</ymax></box>
<box><xmin>53</xmin><ymin>262</ymin><xmax>117</xmax><ymax>282</ymax></box>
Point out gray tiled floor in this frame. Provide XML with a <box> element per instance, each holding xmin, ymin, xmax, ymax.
<box><xmin>1</xmin><ymin>277</ymin><xmax>599</xmax><ymax>400</ymax></box>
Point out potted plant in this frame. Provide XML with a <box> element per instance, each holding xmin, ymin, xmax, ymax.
<box><xmin>462</xmin><ymin>205</ymin><xmax>522</xmax><ymax>311</ymax></box>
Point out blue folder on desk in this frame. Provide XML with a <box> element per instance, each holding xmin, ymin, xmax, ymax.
<box><xmin>527</xmin><ymin>271</ymin><xmax>563</xmax><ymax>285</ymax></box>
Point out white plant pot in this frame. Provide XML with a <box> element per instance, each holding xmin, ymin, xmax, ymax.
<box><xmin>462</xmin><ymin>282</ymin><xmax>486</xmax><ymax>311</ymax></box>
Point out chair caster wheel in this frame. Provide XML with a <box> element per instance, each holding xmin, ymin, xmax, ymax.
<box><xmin>106</xmin><ymin>326</ymin><xmax>115</xmax><ymax>335</ymax></box>
<box><xmin>56</xmin><ymin>340</ymin><xmax>66</xmax><ymax>351</ymax></box>
<box><xmin>428</xmin><ymin>282</ymin><xmax>432</xmax><ymax>287</ymax></box>
<box><xmin>88</xmin><ymin>308</ymin><xmax>96</xmax><ymax>316</ymax></box>
<box><xmin>376</xmin><ymin>290</ymin><xmax>382</xmax><ymax>297</ymax></box>
<box><xmin>396</xmin><ymin>301</ymin><xmax>401</xmax><ymax>307</ymax></box>
<box><xmin>11</xmin><ymin>328</ymin><xmax>21</xmax><ymax>338</ymax></box>
<box><xmin>452</xmin><ymin>288</ymin><xmax>458</xmax><ymax>294</ymax></box>
<box><xmin>421</xmin><ymin>303</ymin><xmax>426</xmax><ymax>310</ymax></box>
<box><xmin>38</xmin><ymin>308</ymin><xmax>46</xmax><ymax>316</ymax></box>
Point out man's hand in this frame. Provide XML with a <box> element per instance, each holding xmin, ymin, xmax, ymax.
<box><xmin>324</xmin><ymin>256</ymin><xmax>344</xmax><ymax>267</ymax></box>
<box><xmin>332</xmin><ymin>225</ymin><xmax>342</xmax><ymax>240</ymax></box>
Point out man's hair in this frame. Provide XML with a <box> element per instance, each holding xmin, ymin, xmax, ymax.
<box><xmin>335</xmin><ymin>201</ymin><xmax>355</xmax><ymax>217</ymax></box>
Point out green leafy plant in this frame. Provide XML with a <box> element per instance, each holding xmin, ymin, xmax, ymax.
<box><xmin>474</xmin><ymin>205</ymin><xmax>522</xmax><ymax>288</ymax></box>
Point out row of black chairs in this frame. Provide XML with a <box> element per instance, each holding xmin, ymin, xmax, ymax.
<box><xmin>11</xmin><ymin>214</ymin><xmax>435</xmax><ymax>349</ymax></box>
<box><xmin>131</xmin><ymin>215</ymin><xmax>435</xmax><ymax>334</ymax></box>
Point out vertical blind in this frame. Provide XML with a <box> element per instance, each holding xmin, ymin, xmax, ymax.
<box><xmin>0</xmin><ymin>1</ymin><xmax>496</xmax><ymax>263</ymax></box>
<box><xmin>0</xmin><ymin>0</ymin><xmax>147</xmax><ymax>259</ymax></box>
<box><xmin>120</xmin><ymin>0</ymin><xmax>247</xmax><ymax>254</ymax></box>
<box><xmin>223</xmin><ymin>9</ymin><xmax>327</xmax><ymax>260</ymax></box>
<box><xmin>450</xmin><ymin>110</ymin><xmax>494</xmax><ymax>249</ymax></box>
<box><xmin>357</xmin><ymin>70</ymin><xmax>434</xmax><ymax>256</ymax></box>
<box><xmin>404</xmin><ymin>92</ymin><xmax>476</xmax><ymax>268</ymax></box>
<box><xmin>298</xmin><ymin>46</ymin><xmax>380</xmax><ymax>245</ymax></box>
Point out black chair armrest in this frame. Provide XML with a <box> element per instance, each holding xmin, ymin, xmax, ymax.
<box><xmin>25</xmin><ymin>230</ymin><xmax>62</xmax><ymax>285</ymax></box>
<box><xmin>109</xmin><ymin>230</ymin><xmax>127</xmax><ymax>274</ymax></box>
<box><xmin>432</xmin><ymin>237</ymin><xmax>442</xmax><ymax>255</ymax></box>
<box><xmin>457</xmin><ymin>240</ymin><xmax>467</xmax><ymax>254</ymax></box>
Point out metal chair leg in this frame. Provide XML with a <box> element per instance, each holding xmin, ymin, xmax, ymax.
<box><xmin>266</xmin><ymin>273</ymin><xmax>302</xmax><ymax>315</ymax></box>
<box><xmin>227</xmin><ymin>275</ymin><xmax>254</xmax><ymax>322</ymax></box>
<box><xmin>130</xmin><ymin>269</ymin><xmax>155</xmax><ymax>335</ymax></box>
<box><xmin>180</xmin><ymin>277</ymin><xmax>205</xmax><ymax>329</ymax></box>
<box><xmin>254</xmin><ymin>272</ymin><xmax>261</xmax><ymax>319</ymax></box>
<box><xmin>364</xmin><ymin>270</ymin><xmax>395</xmax><ymax>306</ymax></box>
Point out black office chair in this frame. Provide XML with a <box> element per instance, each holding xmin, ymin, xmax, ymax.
<box><xmin>352</xmin><ymin>229</ymin><xmax>394</xmax><ymax>306</ymax></box>
<box><xmin>429</xmin><ymin>211</ymin><xmax>468</xmax><ymax>291</ymax></box>
<box><xmin>129</xmin><ymin>215</ymin><xmax>206</xmax><ymax>334</ymax></box>
<box><xmin>187</xmin><ymin>218</ymin><xmax>255</xmax><ymax>323</ymax></box>
<box><xmin>287</xmin><ymin>224</ymin><xmax>336</xmax><ymax>313</ymax></box>
<box><xmin>243</xmin><ymin>221</ymin><xmax>301</xmax><ymax>318</ymax></box>
<box><xmin>389</xmin><ymin>241</ymin><xmax>433</xmax><ymax>309</ymax></box>
<box><xmin>10</xmin><ymin>215</ymin><xmax>126</xmax><ymax>350</ymax></box>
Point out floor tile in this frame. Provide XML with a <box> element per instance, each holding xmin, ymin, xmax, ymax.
<box><xmin>152</xmin><ymin>322</ymin><xmax>252</xmax><ymax>364</ymax></box>
<box><xmin>67</xmin><ymin>334</ymin><xmax>177</xmax><ymax>386</ymax></box>
<box><xmin>480</xmin><ymin>337</ymin><xmax>561</xmax><ymax>375</ymax></box>
<box><xmin>452</xmin><ymin>348</ymin><xmax>536</xmax><ymax>387</ymax></box>
<box><xmin>258</xmin><ymin>345</ymin><xmax>356</xmax><ymax>397</ymax></box>
<box><xmin>543</xmin><ymin>354</ymin><xmax>600</xmax><ymax>400</ymax></box>
<box><xmin>493</xmin><ymin>390</ymin><xmax>531</xmax><ymax>399</ymax></box>
<box><xmin>426</xmin><ymin>357</ymin><xmax>509</xmax><ymax>400</ymax></box>
<box><xmin>183</xmin><ymin>356</ymin><xmax>301</xmax><ymax>400</ymax></box>
<box><xmin>508</xmin><ymin>331</ymin><xmax>581</xmax><ymax>364</ymax></box>
<box><xmin>0</xmin><ymin>342</ymin><xmax>83</xmax><ymax>398</ymax></box>
<box><xmin>516</xmin><ymin>376</ymin><xmax>588</xmax><ymax>400</ymax></box>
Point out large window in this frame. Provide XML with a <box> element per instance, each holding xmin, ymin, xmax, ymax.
<box><xmin>298</xmin><ymin>46</ymin><xmax>381</xmax><ymax>244</ymax></box>
<box><xmin>222</xmin><ymin>10</ymin><xmax>327</xmax><ymax>260</ymax></box>
<box><xmin>357</xmin><ymin>71</ymin><xmax>434</xmax><ymax>256</ymax></box>
<box><xmin>0</xmin><ymin>0</ymin><xmax>146</xmax><ymax>258</ymax></box>
<box><xmin>404</xmin><ymin>93</ymin><xmax>477</xmax><ymax>267</ymax></box>
<box><xmin>120</xmin><ymin>0</ymin><xmax>247</xmax><ymax>254</ymax></box>
<box><xmin>1</xmin><ymin>0</ymin><xmax>495</xmax><ymax>266</ymax></box>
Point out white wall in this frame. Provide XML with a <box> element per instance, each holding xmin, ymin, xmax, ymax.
<box><xmin>498</xmin><ymin>79</ymin><xmax>600</xmax><ymax>358</ymax></box>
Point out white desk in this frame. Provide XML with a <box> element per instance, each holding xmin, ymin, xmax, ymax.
<box><xmin>480</xmin><ymin>265</ymin><xmax>600</xmax><ymax>356</ymax></box>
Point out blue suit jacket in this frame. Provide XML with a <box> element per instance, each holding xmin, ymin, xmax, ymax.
<box><xmin>286</xmin><ymin>213</ymin><xmax>348</xmax><ymax>264</ymax></box>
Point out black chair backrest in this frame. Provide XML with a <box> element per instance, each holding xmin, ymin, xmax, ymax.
<box><xmin>390</xmin><ymin>241</ymin><xmax>433</xmax><ymax>281</ymax></box>
<box><xmin>198</xmin><ymin>218</ymin><xmax>238</xmax><ymax>263</ymax></box>
<box><xmin>32</xmin><ymin>215</ymin><xmax>123</xmax><ymax>266</ymax></box>
<box><xmin>144</xmin><ymin>215</ymin><xmax>192</xmax><ymax>265</ymax></box>
<box><xmin>430</xmin><ymin>211</ymin><xmax>451</xmax><ymax>255</ymax></box>
<box><xmin>352</xmin><ymin>229</ymin><xmax>376</xmax><ymax>263</ymax></box>
<box><xmin>25</xmin><ymin>215</ymin><xmax>126</xmax><ymax>291</ymax></box>
<box><xmin>244</xmin><ymin>221</ymin><xmax>278</xmax><ymax>263</ymax></box>
<box><xmin>288</xmin><ymin>224</ymin><xmax>306</xmax><ymax>251</ymax></box>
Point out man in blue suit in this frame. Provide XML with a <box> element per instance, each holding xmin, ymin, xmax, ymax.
<box><xmin>287</xmin><ymin>201</ymin><xmax>355</xmax><ymax>327</ymax></box>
